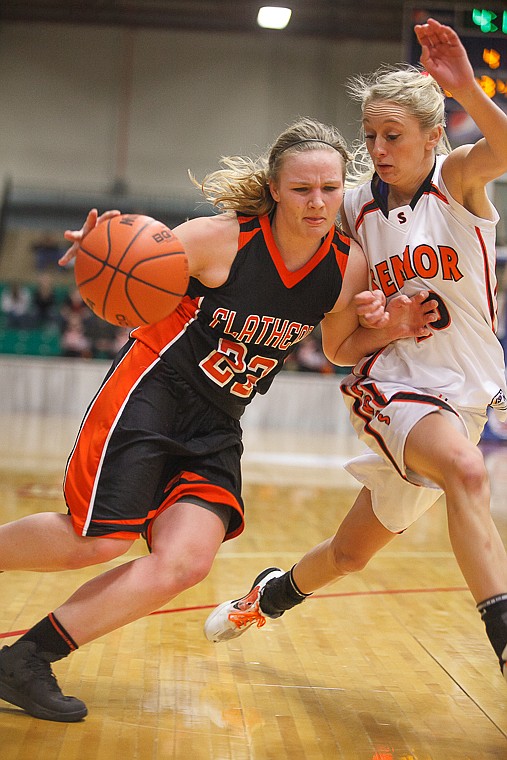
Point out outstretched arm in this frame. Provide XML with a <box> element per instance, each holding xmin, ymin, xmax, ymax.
<box><xmin>60</xmin><ymin>207</ymin><xmax>240</xmax><ymax>284</ymax></box>
<box><xmin>416</xmin><ymin>18</ymin><xmax>507</xmax><ymax>192</ymax></box>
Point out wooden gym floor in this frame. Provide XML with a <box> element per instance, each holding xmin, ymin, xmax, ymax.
<box><xmin>1</xmin><ymin>412</ymin><xmax>507</xmax><ymax>759</ymax></box>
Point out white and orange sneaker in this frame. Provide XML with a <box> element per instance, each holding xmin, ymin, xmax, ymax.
<box><xmin>204</xmin><ymin>567</ymin><xmax>284</xmax><ymax>643</ymax></box>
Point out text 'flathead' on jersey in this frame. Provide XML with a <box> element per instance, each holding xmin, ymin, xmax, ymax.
<box><xmin>208</xmin><ymin>308</ymin><xmax>314</xmax><ymax>350</ymax></box>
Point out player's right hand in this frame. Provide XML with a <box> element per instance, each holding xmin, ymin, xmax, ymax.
<box><xmin>386</xmin><ymin>289</ymin><xmax>438</xmax><ymax>338</ymax></box>
<box><xmin>59</xmin><ymin>208</ymin><xmax>121</xmax><ymax>266</ymax></box>
<box><xmin>415</xmin><ymin>18</ymin><xmax>475</xmax><ymax>96</ymax></box>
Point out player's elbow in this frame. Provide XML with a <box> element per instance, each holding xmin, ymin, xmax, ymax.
<box><xmin>328</xmin><ymin>343</ymin><xmax>359</xmax><ymax>367</ymax></box>
<box><xmin>321</xmin><ymin>336</ymin><xmax>347</xmax><ymax>366</ymax></box>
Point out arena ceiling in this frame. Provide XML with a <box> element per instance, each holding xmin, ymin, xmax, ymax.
<box><xmin>0</xmin><ymin>0</ymin><xmax>413</xmax><ymax>42</ymax></box>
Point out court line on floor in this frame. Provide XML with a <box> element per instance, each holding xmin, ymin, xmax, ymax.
<box><xmin>214</xmin><ymin>550</ymin><xmax>455</xmax><ymax>558</ymax></box>
<box><xmin>243</xmin><ymin>451</ymin><xmax>351</xmax><ymax>467</ymax></box>
<box><xmin>0</xmin><ymin>585</ymin><xmax>468</xmax><ymax>640</ymax></box>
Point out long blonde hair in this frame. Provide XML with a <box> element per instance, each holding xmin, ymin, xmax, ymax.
<box><xmin>193</xmin><ymin>117</ymin><xmax>350</xmax><ymax>215</ymax></box>
<box><xmin>346</xmin><ymin>64</ymin><xmax>451</xmax><ymax>187</ymax></box>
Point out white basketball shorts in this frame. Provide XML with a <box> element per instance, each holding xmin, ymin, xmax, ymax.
<box><xmin>340</xmin><ymin>374</ymin><xmax>487</xmax><ymax>533</ymax></box>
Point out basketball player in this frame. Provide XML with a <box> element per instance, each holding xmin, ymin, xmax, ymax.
<box><xmin>205</xmin><ymin>19</ymin><xmax>507</xmax><ymax>685</ymax></box>
<box><xmin>0</xmin><ymin>118</ymin><xmax>435</xmax><ymax>721</ymax></box>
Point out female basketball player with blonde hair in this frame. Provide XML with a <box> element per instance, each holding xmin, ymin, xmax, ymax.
<box><xmin>206</xmin><ymin>19</ymin><xmax>507</xmax><ymax>686</ymax></box>
<box><xmin>0</xmin><ymin>116</ymin><xmax>434</xmax><ymax>721</ymax></box>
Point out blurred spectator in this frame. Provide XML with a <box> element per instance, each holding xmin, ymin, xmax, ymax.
<box><xmin>31</xmin><ymin>232</ymin><xmax>62</xmax><ymax>271</ymax></box>
<box><xmin>84</xmin><ymin>313</ymin><xmax>122</xmax><ymax>359</ymax></box>
<box><xmin>60</xmin><ymin>287</ymin><xmax>91</xmax><ymax>327</ymax></box>
<box><xmin>58</xmin><ymin>287</ymin><xmax>133</xmax><ymax>360</ymax></box>
<box><xmin>60</xmin><ymin>313</ymin><xmax>92</xmax><ymax>358</ymax></box>
<box><xmin>32</xmin><ymin>273</ymin><xmax>58</xmax><ymax>326</ymax></box>
<box><xmin>291</xmin><ymin>330</ymin><xmax>334</xmax><ymax>373</ymax></box>
<box><xmin>0</xmin><ymin>282</ymin><xmax>32</xmax><ymax>328</ymax></box>
<box><xmin>59</xmin><ymin>286</ymin><xmax>93</xmax><ymax>358</ymax></box>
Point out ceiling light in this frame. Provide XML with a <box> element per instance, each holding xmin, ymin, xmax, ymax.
<box><xmin>257</xmin><ymin>6</ymin><xmax>292</xmax><ymax>30</ymax></box>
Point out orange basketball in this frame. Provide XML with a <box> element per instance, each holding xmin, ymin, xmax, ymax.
<box><xmin>75</xmin><ymin>214</ymin><xmax>189</xmax><ymax>327</ymax></box>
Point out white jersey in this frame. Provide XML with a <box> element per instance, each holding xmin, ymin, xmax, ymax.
<box><xmin>343</xmin><ymin>155</ymin><xmax>507</xmax><ymax>417</ymax></box>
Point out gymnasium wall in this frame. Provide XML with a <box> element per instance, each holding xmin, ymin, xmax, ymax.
<box><xmin>0</xmin><ymin>22</ymin><xmax>400</xmax><ymax>199</ymax></box>
<box><xmin>0</xmin><ymin>355</ymin><xmax>350</xmax><ymax>435</ymax></box>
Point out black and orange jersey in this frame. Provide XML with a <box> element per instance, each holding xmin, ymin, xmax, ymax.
<box><xmin>132</xmin><ymin>213</ymin><xmax>350</xmax><ymax>418</ymax></box>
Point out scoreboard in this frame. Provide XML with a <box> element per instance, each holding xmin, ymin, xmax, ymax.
<box><xmin>403</xmin><ymin>3</ymin><xmax>507</xmax><ymax>144</ymax></box>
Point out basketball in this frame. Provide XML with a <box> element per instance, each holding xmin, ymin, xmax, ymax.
<box><xmin>74</xmin><ymin>214</ymin><xmax>189</xmax><ymax>327</ymax></box>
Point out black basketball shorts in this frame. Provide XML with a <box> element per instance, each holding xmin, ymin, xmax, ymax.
<box><xmin>64</xmin><ymin>339</ymin><xmax>245</xmax><ymax>542</ymax></box>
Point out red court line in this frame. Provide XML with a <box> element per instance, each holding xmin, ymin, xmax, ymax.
<box><xmin>0</xmin><ymin>585</ymin><xmax>468</xmax><ymax>640</ymax></box>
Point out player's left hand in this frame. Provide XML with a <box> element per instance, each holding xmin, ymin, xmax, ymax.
<box><xmin>355</xmin><ymin>290</ymin><xmax>388</xmax><ymax>328</ymax></box>
<box><xmin>356</xmin><ymin>289</ymin><xmax>438</xmax><ymax>337</ymax></box>
<box><xmin>59</xmin><ymin>208</ymin><xmax>121</xmax><ymax>266</ymax></box>
<box><xmin>415</xmin><ymin>18</ymin><xmax>475</xmax><ymax>95</ymax></box>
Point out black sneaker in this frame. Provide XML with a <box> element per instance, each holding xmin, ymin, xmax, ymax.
<box><xmin>0</xmin><ymin>641</ymin><xmax>87</xmax><ymax>722</ymax></box>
